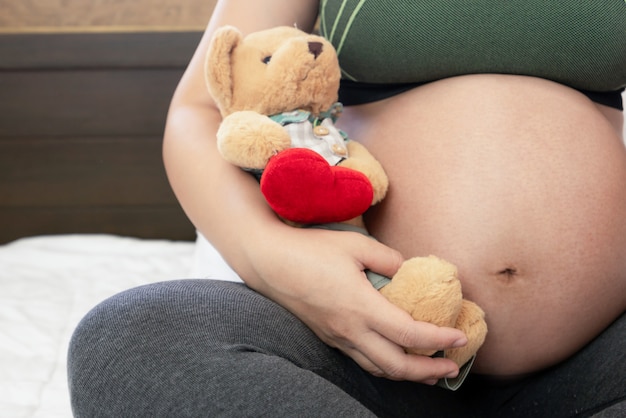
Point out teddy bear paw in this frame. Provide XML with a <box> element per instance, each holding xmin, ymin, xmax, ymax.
<box><xmin>445</xmin><ymin>300</ymin><xmax>488</xmax><ymax>367</ymax></box>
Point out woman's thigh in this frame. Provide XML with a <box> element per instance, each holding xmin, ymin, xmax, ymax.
<box><xmin>67</xmin><ymin>280</ymin><xmax>465</xmax><ymax>417</ymax></box>
<box><xmin>67</xmin><ymin>280</ymin><xmax>374</xmax><ymax>416</ymax></box>
<box><xmin>67</xmin><ymin>279</ymin><xmax>624</xmax><ymax>417</ymax></box>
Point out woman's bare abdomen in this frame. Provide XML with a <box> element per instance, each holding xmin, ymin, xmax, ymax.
<box><xmin>340</xmin><ymin>75</ymin><xmax>626</xmax><ymax>376</ymax></box>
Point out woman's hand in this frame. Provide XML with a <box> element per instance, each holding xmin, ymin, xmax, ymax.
<box><xmin>242</xmin><ymin>223</ymin><xmax>468</xmax><ymax>383</ymax></box>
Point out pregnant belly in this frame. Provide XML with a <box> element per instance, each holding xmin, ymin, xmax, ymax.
<box><xmin>339</xmin><ymin>75</ymin><xmax>626</xmax><ymax>376</ymax></box>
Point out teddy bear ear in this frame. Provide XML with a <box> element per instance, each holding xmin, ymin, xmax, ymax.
<box><xmin>205</xmin><ymin>25</ymin><xmax>243</xmax><ymax>115</ymax></box>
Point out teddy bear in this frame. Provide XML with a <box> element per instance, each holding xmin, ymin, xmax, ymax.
<box><xmin>204</xmin><ymin>25</ymin><xmax>388</xmax><ymax>225</ymax></box>
<box><xmin>204</xmin><ymin>25</ymin><xmax>488</xmax><ymax>389</ymax></box>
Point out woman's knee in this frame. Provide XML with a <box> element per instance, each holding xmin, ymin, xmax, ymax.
<box><xmin>67</xmin><ymin>279</ymin><xmax>360</xmax><ymax>416</ymax></box>
<box><xmin>66</xmin><ymin>279</ymin><xmax>334</xmax><ymax>382</ymax></box>
<box><xmin>67</xmin><ymin>279</ymin><xmax>311</xmax><ymax>368</ymax></box>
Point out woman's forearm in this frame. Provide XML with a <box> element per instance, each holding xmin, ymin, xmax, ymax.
<box><xmin>162</xmin><ymin>0</ymin><xmax>320</xmax><ymax>282</ymax></box>
<box><xmin>163</xmin><ymin>103</ymin><xmax>282</xmax><ymax>283</ymax></box>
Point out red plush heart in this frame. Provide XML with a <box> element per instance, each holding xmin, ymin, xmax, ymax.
<box><xmin>260</xmin><ymin>148</ymin><xmax>373</xmax><ymax>224</ymax></box>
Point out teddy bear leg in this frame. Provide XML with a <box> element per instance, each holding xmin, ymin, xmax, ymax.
<box><xmin>444</xmin><ymin>300</ymin><xmax>488</xmax><ymax>368</ymax></box>
<box><xmin>378</xmin><ymin>256</ymin><xmax>464</xmax><ymax>357</ymax></box>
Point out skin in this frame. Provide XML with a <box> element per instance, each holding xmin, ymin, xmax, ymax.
<box><xmin>344</xmin><ymin>75</ymin><xmax>626</xmax><ymax>375</ymax></box>
<box><xmin>163</xmin><ymin>0</ymin><xmax>626</xmax><ymax>381</ymax></box>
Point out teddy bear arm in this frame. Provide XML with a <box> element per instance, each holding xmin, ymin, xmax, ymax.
<box><xmin>339</xmin><ymin>141</ymin><xmax>389</xmax><ymax>204</ymax></box>
<box><xmin>217</xmin><ymin>111</ymin><xmax>291</xmax><ymax>170</ymax></box>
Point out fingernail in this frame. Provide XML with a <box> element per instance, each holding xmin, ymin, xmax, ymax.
<box><xmin>452</xmin><ymin>337</ymin><xmax>468</xmax><ymax>348</ymax></box>
<box><xmin>445</xmin><ymin>369</ymin><xmax>459</xmax><ymax>379</ymax></box>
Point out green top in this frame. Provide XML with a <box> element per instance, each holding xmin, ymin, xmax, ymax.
<box><xmin>319</xmin><ymin>0</ymin><xmax>626</xmax><ymax>92</ymax></box>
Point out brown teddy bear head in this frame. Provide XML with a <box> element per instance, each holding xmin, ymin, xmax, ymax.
<box><xmin>205</xmin><ymin>26</ymin><xmax>341</xmax><ymax>117</ymax></box>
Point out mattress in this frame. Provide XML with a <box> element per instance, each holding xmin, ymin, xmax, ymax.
<box><xmin>0</xmin><ymin>234</ymin><xmax>195</xmax><ymax>417</ymax></box>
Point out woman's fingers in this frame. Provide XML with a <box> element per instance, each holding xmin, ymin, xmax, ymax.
<box><xmin>375</xmin><ymin>306</ymin><xmax>468</xmax><ymax>353</ymax></box>
<box><xmin>357</xmin><ymin>316</ymin><xmax>466</xmax><ymax>382</ymax></box>
<box><xmin>355</xmin><ymin>236</ymin><xmax>405</xmax><ymax>279</ymax></box>
<box><xmin>336</xmin><ymin>327</ymin><xmax>462</xmax><ymax>383</ymax></box>
<box><xmin>311</xmin><ymin>286</ymin><xmax>467</xmax><ymax>382</ymax></box>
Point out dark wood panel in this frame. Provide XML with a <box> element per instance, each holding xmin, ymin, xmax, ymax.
<box><xmin>0</xmin><ymin>31</ymin><xmax>203</xmax><ymax>69</ymax></box>
<box><xmin>0</xmin><ymin>68</ymin><xmax>183</xmax><ymax>136</ymax></box>
<box><xmin>0</xmin><ymin>206</ymin><xmax>195</xmax><ymax>244</ymax></box>
<box><xmin>0</xmin><ymin>136</ymin><xmax>178</xmax><ymax>206</ymax></box>
<box><xmin>0</xmin><ymin>30</ymin><xmax>201</xmax><ymax>243</ymax></box>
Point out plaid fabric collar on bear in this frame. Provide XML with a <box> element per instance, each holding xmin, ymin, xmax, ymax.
<box><xmin>269</xmin><ymin>102</ymin><xmax>345</xmax><ymax>126</ymax></box>
<box><xmin>268</xmin><ymin>102</ymin><xmax>350</xmax><ymax>168</ymax></box>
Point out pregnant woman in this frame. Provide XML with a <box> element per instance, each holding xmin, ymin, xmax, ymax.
<box><xmin>68</xmin><ymin>1</ymin><xmax>626</xmax><ymax>416</ymax></box>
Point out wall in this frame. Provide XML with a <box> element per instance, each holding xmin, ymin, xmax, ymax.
<box><xmin>0</xmin><ymin>1</ymin><xmax>217</xmax><ymax>243</ymax></box>
<box><xmin>0</xmin><ymin>0</ymin><xmax>216</xmax><ymax>30</ymax></box>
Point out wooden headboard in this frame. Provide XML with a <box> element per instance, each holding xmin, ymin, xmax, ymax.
<box><xmin>0</xmin><ymin>1</ymin><xmax>216</xmax><ymax>244</ymax></box>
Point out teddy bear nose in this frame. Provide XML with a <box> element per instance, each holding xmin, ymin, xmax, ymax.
<box><xmin>308</xmin><ymin>41</ymin><xmax>323</xmax><ymax>59</ymax></box>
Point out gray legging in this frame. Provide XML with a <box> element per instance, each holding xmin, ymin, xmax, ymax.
<box><xmin>68</xmin><ymin>279</ymin><xmax>625</xmax><ymax>417</ymax></box>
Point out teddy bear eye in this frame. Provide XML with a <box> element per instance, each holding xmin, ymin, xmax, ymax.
<box><xmin>262</xmin><ymin>56</ymin><xmax>272</xmax><ymax>64</ymax></box>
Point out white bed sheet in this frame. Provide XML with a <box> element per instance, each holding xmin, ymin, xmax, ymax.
<box><xmin>0</xmin><ymin>234</ymin><xmax>196</xmax><ymax>418</ymax></box>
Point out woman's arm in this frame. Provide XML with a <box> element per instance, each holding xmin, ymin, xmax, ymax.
<box><xmin>163</xmin><ymin>0</ymin><xmax>467</xmax><ymax>383</ymax></box>
<box><xmin>164</xmin><ymin>0</ymin><xmax>318</xmax><ymax>279</ymax></box>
